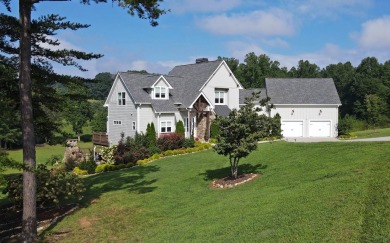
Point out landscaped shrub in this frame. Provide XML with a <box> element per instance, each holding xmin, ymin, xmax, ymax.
<box><xmin>146</xmin><ymin>122</ymin><xmax>157</xmax><ymax>148</ymax></box>
<box><xmin>45</xmin><ymin>154</ymin><xmax>62</xmax><ymax>166</ymax></box>
<box><xmin>62</xmin><ymin>146</ymin><xmax>84</xmax><ymax>171</ymax></box>
<box><xmin>271</xmin><ymin>113</ymin><xmax>282</xmax><ymax>137</ymax></box>
<box><xmin>100</xmin><ymin>145</ymin><xmax>116</xmax><ymax>164</ymax></box>
<box><xmin>210</xmin><ymin>121</ymin><xmax>220</xmax><ymax>139</ymax></box>
<box><xmin>183</xmin><ymin>138</ymin><xmax>195</xmax><ymax>148</ymax></box>
<box><xmin>2</xmin><ymin>164</ymin><xmax>85</xmax><ymax>207</ymax></box>
<box><xmin>175</xmin><ymin>121</ymin><xmax>185</xmax><ymax>136</ymax></box>
<box><xmin>163</xmin><ymin>150</ymin><xmax>174</xmax><ymax>156</ymax></box>
<box><xmin>95</xmin><ymin>164</ymin><xmax>113</xmax><ymax>173</ymax></box>
<box><xmin>149</xmin><ymin>146</ymin><xmax>161</xmax><ymax>155</ymax></box>
<box><xmin>157</xmin><ymin>133</ymin><xmax>185</xmax><ymax>151</ymax></box>
<box><xmin>73</xmin><ymin>166</ymin><xmax>88</xmax><ymax>176</ymax></box>
<box><xmin>78</xmin><ymin>157</ymin><xmax>97</xmax><ymax>174</ymax></box>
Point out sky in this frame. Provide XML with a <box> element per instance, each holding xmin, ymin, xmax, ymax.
<box><xmin>2</xmin><ymin>0</ymin><xmax>390</xmax><ymax>78</ymax></box>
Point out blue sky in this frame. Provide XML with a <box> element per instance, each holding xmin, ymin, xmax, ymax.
<box><xmin>3</xmin><ymin>0</ymin><xmax>390</xmax><ymax>78</ymax></box>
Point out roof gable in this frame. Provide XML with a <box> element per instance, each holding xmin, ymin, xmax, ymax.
<box><xmin>104</xmin><ymin>73</ymin><xmax>135</xmax><ymax>106</ymax></box>
<box><xmin>265</xmin><ymin>78</ymin><xmax>341</xmax><ymax>105</ymax></box>
<box><xmin>151</xmin><ymin>75</ymin><xmax>173</xmax><ymax>89</ymax></box>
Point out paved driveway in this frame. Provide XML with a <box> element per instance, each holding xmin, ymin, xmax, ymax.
<box><xmin>283</xmin><ymin>136</ymin><xmax>390</xmax><ymax>143</ymax></box>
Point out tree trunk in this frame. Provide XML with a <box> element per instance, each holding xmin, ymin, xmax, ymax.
<box><xmin>19</xmin><ymin>0</ymin><xmax>37</xmax><ymax>241</ymax></box>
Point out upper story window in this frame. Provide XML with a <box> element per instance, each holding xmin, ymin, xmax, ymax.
<box><xmin>154</xmin><ymin>86</ymin><xmax>167</xmax><ymax>99</ymax></box>
<box><xmin>215</xmin><ymin>90</ymin><xmax>226</xmax><ymax>105</ymax></box>
<box><xmin>118</xmin><ymin>92</ymin><xmax>126</xmax><ymax>105</ymax></box>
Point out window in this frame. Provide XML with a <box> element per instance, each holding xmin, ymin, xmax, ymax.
<box><xmin>118</xmin><ymin>92</ymin><xmax>126</xmax><ymax>105</ymax></box>
<box><xmin>215</xmin><ymin>90</ymin><xmax>225</xmax><ymax>104</ymax></box>
<box><xmin>132</xmin><ymin>121</ymin><xmax>136</xmax><ymax>131</ymax></box>
<box><xmin>160</xmin><ymin>121</ymin><xmax>172</xmax><ymax>133</ymax></box>
<box><xmin>154</xmin><ymin>86</ymin><xmax>167</xmax><ymax>99</ymax></box>
<box><xmin>113</xmin><ymin>120</ymin><xmax>122</xmax><ymax>125</ymax></box>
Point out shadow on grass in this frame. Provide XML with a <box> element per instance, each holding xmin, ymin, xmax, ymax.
<box><xmin>39</xmin><ymin>165</ymin><xmax>160</xmax><ymax>241</ymax></box>
<box><xmin>200</xmin><ymin>163</ymin><xmax>267</xmax><ymax>181</ymax></box>
<box><xmin>81</xmin><ymin>165</ymin><xmax>160</xmax><ymax>205</ymax></box>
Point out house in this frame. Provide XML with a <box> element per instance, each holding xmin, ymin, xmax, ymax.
<box><xmin>103</xmin><ymin>59</ymin><xmax>341</xmax><ymax>145</ymax></box>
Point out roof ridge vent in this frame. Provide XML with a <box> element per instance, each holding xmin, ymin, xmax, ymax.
<box><xmin>196</xmin><ymin>58</ymin><xmax>208</xmax><ymax>64</ymax></box>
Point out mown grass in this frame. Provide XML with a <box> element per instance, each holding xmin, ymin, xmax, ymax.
<box><xmin>43</xmin><ymin>141</ymin><xmax>390</xmax><ymax>242</ymax></box>
<box><xmin>353</xmin><ymin>127</ymin><xmax>390</xmax><ymax>139</ymax></box>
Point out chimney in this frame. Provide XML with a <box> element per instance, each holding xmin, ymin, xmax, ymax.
<box><xmin>196</xmin><ymin>58</ymin><xmax>208</xmax><ymax>64</ymax></box>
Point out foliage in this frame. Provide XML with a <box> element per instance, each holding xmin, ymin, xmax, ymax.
<box><xmin>89</xmin><ymin>72</ymin><xmax>114</xmax><ymax>100</ymax></box>
<box><xmin>2</xmin><ymin>164</ymin><xmax>85</xmax><ymax>207</ymax></box>
<box><xmin>62</xmin><ymin>147</ymin><xmax>84</xmax><ymax>171</ymax></box>
<box><xmin>175</xmin><ymin>120</ymin><xmax>185</xmax><ymax>136</ymax></box>
<box><xmin>78</xmin><ymin>158</ymin><xmax>97</xmax><ymax>174</ymax></box>
<box><xmin>182</xmin><ymin>138</ymin><xmax>195</xmax><ymax>148</ymax></box>
<box><xmin>148</xmin><ymin>146</ymin><xmax>161</xmax><ymax>155</ymax></box>
<box><xmin>213</xmin><ymin>91</ymin><xmax>275</xmax><ymax>178</ymax></box>
<box><xmin>157</xmin><ymin>133</ymin><xmax>185</xmax><ymax>151</ymax></box>
<box><xmin>270</xmin><ymin>113</ymin><xmax>282</xmax><ymax>137</ymax></box>
<box><xmin>73</xmin><ymin>166</ymin><xmax>88</xmax><ymax>176</ymax></box>
<box><xmin>364</xmin><ymin>94</ymin><xmax>388</xmax><ymax>129</ymax></box>
<box><xmin>146</xmin><ymin>122</ymin><xmax>157</xmax><ymax>148</ymax></box>
<box><xmin>99</xmin><ymin>146</ymin><xmax>116</xmax><ymax>164</ymax></box>
<box><xmin>44</xmin><ymin>154</ymin><xmax>62</xmax><ymax>166</ymax></box>
<box><xmin>90</xmin><ymin>100</ymin><xmax>108</xmax><ymax>133</ymax></box>
<box><xmin>210</xmin><ymin>121</ymin><xmax>220</xmax><ymax>139</ymax></box>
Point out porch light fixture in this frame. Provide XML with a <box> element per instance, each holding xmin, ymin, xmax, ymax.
<box><xmin>291</xmin><ymin>109</ymin><xmax>294</xmax><ymax>115</ymax></box>
<box><xmin>319</xmin><ymin>109</ymin><xmax>322</xmax><ymax>115</ymax></box>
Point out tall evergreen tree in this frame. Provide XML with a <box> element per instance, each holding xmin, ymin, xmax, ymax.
<box><xmin>0</xmin><ymin>1</ymin><xmax>166</xmax><ymax>240</ymax></box>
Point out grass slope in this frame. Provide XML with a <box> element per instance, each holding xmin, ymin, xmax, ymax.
<box><xmin>353</xmin><ymin>127</ymin><xmax>390</xmax><ymax>139</ymax></box>
<box><xmin>45</xmin><ymin>142</ymin><xmax>390</xmax><ymax>242</ymax></box>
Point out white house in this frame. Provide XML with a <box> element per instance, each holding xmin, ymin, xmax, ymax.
<box><xmin>104</xmin><ymin>59</ymin><xmax>341</xmax><ymax>145</ymax></box>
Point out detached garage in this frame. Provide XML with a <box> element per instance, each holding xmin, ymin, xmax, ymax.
<box><xmin>266</xmin><ymin>78</ymin><xmax>341</xmax><ymax>138</ymax></box>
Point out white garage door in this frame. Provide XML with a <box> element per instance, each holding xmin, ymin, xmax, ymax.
<box><xmin>309</xmin><ymin>121</ymin><xmax>331</xmax><ymax>137</ymax></box>
<box><xmin>281</xmin><ymin>121</ymin><xmax>303</xmax><ymax>137</ymax></box>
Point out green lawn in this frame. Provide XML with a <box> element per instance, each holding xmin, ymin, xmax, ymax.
<box><xmin>353</xmin><ymin>127</ymin><xmax>390</xmax><ymax>139</ymax></box>
<box><xmin>42</xmin><ymin>141</ymin><xmax>390</xmax><ymax>242</ymax></box>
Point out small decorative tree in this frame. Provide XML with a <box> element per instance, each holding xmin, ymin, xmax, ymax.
<box><xmin>146</xmin><ymin>122</ymin><xmax>157</xmax><ymax>148</ymax></box>
<box><xmin>175</xmin><ymin>120</ymin><xmax>185</xmax><ymax>137</ymax></box>
<box><xmin>213</xmin><ymin>92</ymin><xmax>274</xmax><ymax>179</ymax></box>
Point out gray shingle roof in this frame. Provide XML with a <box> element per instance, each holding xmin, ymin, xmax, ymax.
<box><xmin>214</xmin><ymin>105</ymin><xmax>231</xmax><ymax>117</ymax></box>
<box><xmin>119</xmin><ymin>72</ymin><xmax>160</xmax><ymax>104</ymax></box>
<box><xmin>265</xmin><ymin>78</ymin><xmax>341</xmax><ymax>105</ymax></box>
<box><xmin>168</xmin><ymin>60</ymin><xmax>223</xmax><ymax>107</ymax></box>
<box><xmin>239</xmin><ymin>88</ymin><xmax>267</xmax><ymax>104</ymax></box>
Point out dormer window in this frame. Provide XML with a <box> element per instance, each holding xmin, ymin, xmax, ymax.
<box><xmin>215</xmin><ymin>90</ymin><xmax>226</xmax><ymax>104</ymax></box>
<box><xmin>154</xmin><ymin>86</ymin><xmax>167</xmax><ymax>99</ymax></box>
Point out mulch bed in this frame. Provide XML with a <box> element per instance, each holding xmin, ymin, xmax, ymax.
<box><xmin>210</xmin><ymin>173</ymin><xmax>259</xmax><ymax>189</ymax></box>
<box><xmin>0</xmin><ymin>203</ymin><xmax>79</xmax><ymax>241</ymax></box>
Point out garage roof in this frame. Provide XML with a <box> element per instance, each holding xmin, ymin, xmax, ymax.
<box><xmin>265</xmin><ymin>78</ymin><xmax>341</xmax><ymax>105</ymax></box>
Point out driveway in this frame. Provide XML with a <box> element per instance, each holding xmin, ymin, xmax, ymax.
<box><xmin>283</xmin><ymin>136</ymin><xmax>390</xmax><ymax>143</ymax></box>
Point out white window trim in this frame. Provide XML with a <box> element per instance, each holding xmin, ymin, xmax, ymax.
<box><xmin>132</xmin><ymin>121</ymin><xmax>136</xmax><ymax>131</ymax></box>
<box><xmin>118</xmin><ymin>92</ymin><xmax>126</xmax><ymax>105</ymax></box>
<box><xmin>215</xmin><ymin>90</ymin><xmax>225</xmax><ymax>105</ymax></box>
<box><xmin>160</xmin><ymin>120</ymin><xmax>172</xmax><ymax>133</ymax></box>
<box><xmin>113</xmin><ymin>120</ymin><xmax>122</xmax><ymax>125</ymax></box>
<box><xmin>154</xmin><ymin>86</ymin><xmax>168</xmax><ymax>100</ymax></box>
<box><xmin>185</xmin><ymin>118</ymin><xmax>189</xmax><ymax>133</ymax></box>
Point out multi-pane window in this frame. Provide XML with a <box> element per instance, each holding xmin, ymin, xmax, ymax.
<box><xmin>215</xmin><ymin>90</ymin><xmax>225</xmax><ymax>104</ymax></box>
<box><xmin>160</xmin><ymin>121</ymin><xmax>172</xmax><ymax>133</ymax></box>
<box><xmin>118</xmin><ymin>92</ymin><xmax>126</xmax><ymax>105</ymax></box>
<box><xmin>154</xmin><ymin>87</ymin><xmax>166</xmax><ymax>99</ymax></box>
<box><xmin>113</xmin><ymin>120</ymin><xmax>122</xmax><ymax>125</ymax></box>
<box><xmin>132</xmin><ymin>121</ymin><xmax>136</xmax><ymax>131</ymax></box>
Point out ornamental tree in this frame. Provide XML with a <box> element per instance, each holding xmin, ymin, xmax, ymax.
<box><xmin>213</xmin><ymin>92</ymin><xmax>279</xmax><ymax>179</ymax></box>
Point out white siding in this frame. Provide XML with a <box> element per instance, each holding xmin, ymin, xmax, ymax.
<box><xmin>270</xmin><ymin>105</ymin><xmax>339</xmax><ymax>137</ymax></box>
<box><xmin>139</xmin><ymin>105</ymin><xmax>157</xmax><ymax>134</ymax></box>
<box><xmin>201</xmin><ymin>63</ymin><xmax>241</xmax><ymax>109</ymax></box>
<box><xmin>107</xmin><ymin>80</ymin><xmax>137</xmax><ymax>145</ymax></box>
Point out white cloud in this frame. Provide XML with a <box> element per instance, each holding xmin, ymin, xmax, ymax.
<box><xmin>197</xmin><ymin>9</ymin><xmax>295</xmax><ymax>37</ymax></box>
<box><xmin>292</xmin><ymin>0</ymin><xmax>372</xmax><ymax>17</ymax></box>
<box><xmin>356</xmin><ymin>16</ymin><xmax>390</xmax><ymax>49</ymax></box>
<box><xmin>167</xmin><ymin>0</ymin><xmax>243</xmax><ymax>14</ymax></box>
